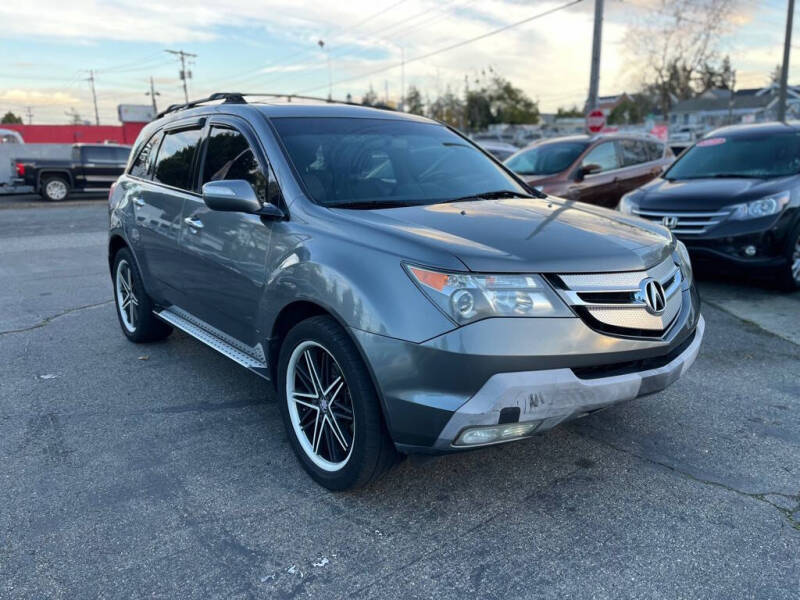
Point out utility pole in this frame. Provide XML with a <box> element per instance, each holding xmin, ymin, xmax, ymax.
<box><xmin>727</xmin><ymin>71</ymin><xmax>736</xmax><ymax>125</ymax></box>
<box><xmin>398</xmin><ymin>45</ymin><xmax>406</xmax><ymax>112</ymax></box>
<box><xmin>146</xmin><ymin>76</ymin><xmax>161</xmax><ymax>113</ymax></box>
<box><xmin>777</xmin><ymin>0</ymin><xmax>794</xmax><ymax>122</ymax></box>
<box><xmin>586</xmin><ymin>0</ymin><xmax>604</xmax><ymax>116</ymax></box>
<box><xmin>166</xmin><ymin>49</ymin><xmax>197</xmax><ymax>103</ymax></box>
<box><xmin>87</xmin><ymin>69</ymin><xmax>100</xmax><ymax>125</ymax></box>
<box><xmin>25</xmin><ymin>106</ymin><xmax>33</xmax><ymax>125</ymax></box>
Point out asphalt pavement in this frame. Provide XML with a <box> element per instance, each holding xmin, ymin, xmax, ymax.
<box><xmin>1</xmin><ymin>201</ymin><xmax>799</xmax><ymax>599</ymax></box>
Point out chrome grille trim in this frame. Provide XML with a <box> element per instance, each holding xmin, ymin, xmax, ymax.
<box><xmin>555</xmin><ymin>258</ymin><xmax>683</xmax><ymax>335</ymax></box>
<box><xmin>632</xmin><ymin>208</ymin><xmax>731</xmax><ymax>235</ymax></box>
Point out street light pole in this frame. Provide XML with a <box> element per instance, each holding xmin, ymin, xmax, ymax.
<box><xmin>777</xmin><ymin>0</ymin><xmax>795</xmax><ymax>122</ymax></box>
<box><xmin>586</xmin><ymin>0</ymin><xmax>604</xmax><ymax>116</ymax></box>
<box><xmin>318</xmin><ymin>40</ymin><xmax>332</xmax><ymax>100</ymax></box>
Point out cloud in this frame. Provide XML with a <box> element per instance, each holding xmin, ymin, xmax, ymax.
<box><xmin>0</xmin><ymin>89</ymin><xmax>82</xmax><ymax>106</ymax></box>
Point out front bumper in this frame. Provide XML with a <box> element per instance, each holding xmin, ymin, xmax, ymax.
<box><xmin>432</xmin><ymin>315</ymin><xmax>704</xmax><ymax>450</ymax></box>
<box><xmin>351</xmin><ymin>286</ymin><xmax>702</xmax><ymax>453</ymax></box>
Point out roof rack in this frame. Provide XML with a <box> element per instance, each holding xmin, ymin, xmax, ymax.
<box><xmin>156</xmin><ymin>92</ymin><xmax>395</xmax><ymax>119</ymax></box>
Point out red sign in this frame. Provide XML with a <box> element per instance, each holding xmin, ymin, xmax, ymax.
<box><xmin>586</xmin><ymin>109</ymin><xmax>605</xmax><ymax>133</ymax></box>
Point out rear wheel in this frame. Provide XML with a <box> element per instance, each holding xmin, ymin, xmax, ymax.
<box><xmin>41</xmin><ymin>176</ymin><xmax>70</xmax><ymax>202</ymax></box>
<box><xmin>113</xmin><ymin>248</ymin><xmax>172</xmax><ymax>343</ymax></box>
<box><xmin>278</xmin><ymin>316</ymin><xmax>397</xmax><ymax>490</ymax></box>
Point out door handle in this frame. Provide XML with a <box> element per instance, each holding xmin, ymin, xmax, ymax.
<box><xmin>183</xmin><ymin>217</ymin><xmax>204</xmax><ymax>231</ymax></box>
<box><xmin>132</xmin><ymin>197</ymin><xmax>144</xmax><ymax>207</ymax></box>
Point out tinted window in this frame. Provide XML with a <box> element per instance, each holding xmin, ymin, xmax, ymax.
<box><xmin>202</xmin><ymin>127</ymin><xmax>267</xmax><ymax>203</ymax></box>
<box><xmin>647</xmin><ymin>141</ymin><xmax>664</xmax><ymax>161</ymax></box>
<box><xmin>129</xmin><ymin>134</ymin><xmax>161</xmax><ymax>178</ymax></box>
<box><xmin>619</xmin><ymin>139</ymin><xmax>650</xmax><ymax>167</ymax></box>
<box><xmin>582</xmin><ymin>142</ymin><xmax>619</xmax><ymax>172</ymax></box>
<box><xmin>153</xmin><ymin>129</ymin><xmax>202</xmax><ymax>190</ymax></box>
<box><xmin>666</xmin><ymin>132</ymin><xmax>800</xmax><ymax>179</ymax></box>
<box><xmin>84</xmin><ymin>146</ymin><xmax>130</xmax><ymax>163</ymax></box>
<box><xmin>272</xmin><ymin>117</ymin><xmax>527</xmax><ymax>207</ymax></box>
<box><xmin>504</xmin><ymin>141</ymin><xmax>589</xmax><ymax>175</ymax></box>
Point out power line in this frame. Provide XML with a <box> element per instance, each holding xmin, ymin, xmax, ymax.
<box><xmin>293</xmin><ymin>0</ymin><xmax>584</xmax><ymax>95</ymax></box>
<box><xmin>214</xmin><ymin>0</ymin><xmax>410</xmax><ymax>88</ymax></box>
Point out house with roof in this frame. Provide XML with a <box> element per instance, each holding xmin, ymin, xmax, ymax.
<box><xmin>669</xmin><ymin>84</ymin><xmax>800</xmax><ymax>135</ymax></box>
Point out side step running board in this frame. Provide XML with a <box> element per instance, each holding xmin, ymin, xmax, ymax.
<box><xmin>155</xmin><ymin>306</ymin><xmax>269</xmax><ymax>377</ymax></box>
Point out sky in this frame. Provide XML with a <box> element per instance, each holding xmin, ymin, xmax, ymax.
<box><xmin>0</xmin><ymin>0</ymin><xmax>795</xmax><ymax>124</ymax></box>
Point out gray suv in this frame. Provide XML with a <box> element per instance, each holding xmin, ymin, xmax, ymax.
<box><xmin>109</xmin><ymin>93</ymin><xmax>703</xmax><ymax>490</ymax></box>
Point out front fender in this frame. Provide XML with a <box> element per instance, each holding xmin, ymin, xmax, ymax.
<box><xmin>259</xmin><ymin>237</ymin><xmax>456</xmax><ymax>344</ymax></box>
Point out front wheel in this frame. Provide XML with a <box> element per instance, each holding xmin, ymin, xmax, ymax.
<box><xmin>778</xmin><ymin>226</ymin><xmax>800</xmax><ymax>291</ymax></box>
<box><xmin>278</xmin><ymin>316</ymin><xmax>398</xmax><ymax>490</ymax></box>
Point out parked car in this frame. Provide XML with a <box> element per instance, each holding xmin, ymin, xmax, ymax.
<box><xmin>475</xmin><ymin>140</ymin><xmax>519</xmax><ymax>161</ymax></box>
<box><xmin>619</xmin><ymin>122</ymin><xmax>800</xmax><ymax>290</ymax></box>
<box><xmin>16</xmin><ymin>143</ymin><xmax>131</xmax><ymax>201</ymax></box>
<box><xmin>504</xmin><ymin>134</ymin><xmax>673</xmax><ymax>208</ymax></box>
<box><xmin>109</xmin><ymin>93</ymin><xmax>702</xmax><ymax>490</ymax></box>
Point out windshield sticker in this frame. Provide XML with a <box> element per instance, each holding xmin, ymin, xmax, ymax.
<box><xmin>697</xmin><ymin>137</ymin><xmax>726</xmax><ymax>147</ymax></box>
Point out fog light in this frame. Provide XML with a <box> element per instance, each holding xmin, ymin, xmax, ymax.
<box><xmin>744</xmin><ymin>245</ymin><xmax>757</xmax><ymax>257</ymax></box>
<box><xmin>454</xmin><ymin>421</ymin><xmax>540</xmax><ymax>446</ymax></box>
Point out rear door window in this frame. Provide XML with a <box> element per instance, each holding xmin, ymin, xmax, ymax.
<box><xmin>202</xmin><ymin>126</ymin><xmax>267</xmax><ymax>202</ymax></box>
<box><xmin>647</xmin><ymin>141</ymin><xmax>665</xmax><ymax>161</ymax></box>
<box><xmin>581</xmin><ymin>141</ymin><xmax>619</xmax><ymax>172</ymax></box>
<box><xmin>153</xmin><ymin>128</ymin><xmax>203</xmax><ymax>191</ymax></box>
<box><xmin>619</xmin><ymin>139</ymin><xmax>650</xmax><ymax>167</ymax></box>
<box><xmin>83</xmin><ymin>146</ymin><xmax>129</xmax><ymax>163</ymax></box>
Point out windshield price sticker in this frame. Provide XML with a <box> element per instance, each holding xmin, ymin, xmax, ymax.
<box><xmin>697</xmin><ymin>137</ymin><xmax>726</xmax><ymax>147</ymax></box>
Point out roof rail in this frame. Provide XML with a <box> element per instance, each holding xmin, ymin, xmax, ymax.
<box><xmin>156</xmin><ymin>92</ymin><xmax>396</xmax><ymax>119</ymax></box>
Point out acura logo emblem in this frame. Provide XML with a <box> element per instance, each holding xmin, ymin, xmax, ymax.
<box><xmin>662</xmin><ymin>215</ymin><xmax>679</xmax><ymax>229</ymax></box>
<box><xmin>639</xmin><ymin>278</ymin><xmax>666</xmax><ymax>315</ymax></box>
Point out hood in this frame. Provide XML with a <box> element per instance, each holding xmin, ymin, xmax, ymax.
<box><xmin>636</xmin><ymin>176</ymin><xmax>798</xmax><ymax>210</ymax></box>
<box><xmin>333</xmin><ymin>198</ymin><xmax>672</xmax><ymax>273</ymax></box>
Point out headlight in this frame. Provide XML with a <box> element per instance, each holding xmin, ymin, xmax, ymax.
<box><xmin>405</xmin><ymin>265</ymin><xmax>572</xmax><ymax>324</ymax></box>
<box><xmin>617</xmin><ymin>192</ymin><xmax>637</xmax><ymax>214</ymax></box>
<box><xmin>729</xmin><ymin>192</ymin><xmax>790</xmax><ymax>220</ymax></box>
<box><xmin>675</xmin><ymin>240</ymin><xmax>693</xmax><ymax>285</ymax></box>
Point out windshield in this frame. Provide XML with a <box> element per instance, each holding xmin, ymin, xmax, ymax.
<box><xmin>504</xmin><ymin>141</ymin><xmax>589</xmax><ymax>175</ymax></box>
<box><xmin>665</xmin><ymin>131</ymin><xmax>800</xmax><ymax>179</ymax></box>
<box><xmin>271</xmin><ymin>117</ymin><xmax>527</xmax><ymax>207</ymax></box>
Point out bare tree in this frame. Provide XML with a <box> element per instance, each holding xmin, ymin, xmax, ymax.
<box><xmin>625</xmin><ymin>0</ymin><xmax>739</xmax><ymax>115</ymax></box>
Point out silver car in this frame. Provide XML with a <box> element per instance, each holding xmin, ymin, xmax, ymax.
<box><xmin>108</xmin><ymin>94</ymin><xmax>703</xmax><ymax>490</ymax></box>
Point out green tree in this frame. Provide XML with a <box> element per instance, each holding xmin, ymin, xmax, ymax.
<box><xmin>556</xmin><ymin>105</ymin><xmax>583</xmax><ymax>118</ymax></box>
<box><xmin>403</xmin><ymin>85</ymin><xmax>424</xmax><ymax>115</ymax></box>
<box><xmin>1</xmin><ymin>111</ymin><xmax>23</xmax><ymax>124</ymax></box>
<box><xmin>428</xmin><ymin>88</ymin><xmax>464</xmax><ymax>128</ymax></box>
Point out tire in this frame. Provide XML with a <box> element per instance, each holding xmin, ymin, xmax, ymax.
<box><xmin>778</xmin><ymin>224</ymin><xmax>800</xmax><ymax>292</ymax></box>
<box><xmin>40</xmin><ymin>176</ymin><xmax>70</xmax><ymax>202</ymax></box>
<box><xmin>112</xmin><ymin>247</ymin><xmax>172</xmax><ymax>343</ymax></box>
<box><xmin>277</xmin><ymin>315</ymin><xmax>398</xmax><ymax>490</ymax></box>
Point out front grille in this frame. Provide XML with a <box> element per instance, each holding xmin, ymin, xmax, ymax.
<box><xmin>572</xmin><ymin>330</ymin><xmax>696</xmax><ymax>379</ymax></box>
<box><xmin>551</xmin><ymin>258</ymin><xmax>683</xmax><ymax>339</ymax></box>
<box><xmin>632</xmin><ymin>208</ymin><xmax>730</xmax><ymax>235</ymax></box>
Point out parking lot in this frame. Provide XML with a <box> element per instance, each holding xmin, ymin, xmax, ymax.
<box><xmin>1</xmin><ymin>199</ymin><xmax>799</xmax><ymax>599</ymax></box>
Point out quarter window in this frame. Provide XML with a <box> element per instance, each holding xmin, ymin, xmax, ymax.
<box><xmin>129</xmin><ymin>133</ymin><xmax>161</xmax><ymax>178</ymax></box>
<box><xmin>202</xmin><ymin>126</ymin><xmax>267</xmax><ymax>203</ymax></box>
<box><xmin>153</xmin><ymin>128</ymin><xmax>202</xmax><ymax>191</ymax></box>
<box><xmin>581</xmin><ymin>142</ymin><xmax>619</xmax><ymax>173</ymax></box>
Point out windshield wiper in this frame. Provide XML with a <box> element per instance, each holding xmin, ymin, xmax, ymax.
<box><xmin>441</xmin><ymin>190</ymin><xmax>533</xmax><ymax>204</ymax></box>
<box><xmin>328</xmin><ymin>200</ymin><xmax>417</xmax><ymax>209</ymax></box>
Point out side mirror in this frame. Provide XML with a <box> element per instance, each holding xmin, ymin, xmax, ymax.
<box><xmin>201</xmin><ymin>180</ymin><xmax>284</xmax><ymax>219</ymax></box>
<box><xmin>576</xmin><ymin>163</ymin><xmax>601</xmax><ymax>182</ymax></box>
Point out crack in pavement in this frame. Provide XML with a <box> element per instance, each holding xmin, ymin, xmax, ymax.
<box><xmin>0</xmin><ymin>300</ymin><xmax>113</xmax><ymax>336</ymax></box>
<box><xmin>573</xmin><ymin>425</ymin><xmax>800</xmax><ymax>532</ymax></box>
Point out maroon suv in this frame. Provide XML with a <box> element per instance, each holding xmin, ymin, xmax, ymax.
<box><xmin>504</xmin><ymin>134</ymin><xmax>673</xmax><ymax>208</ymax></box>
